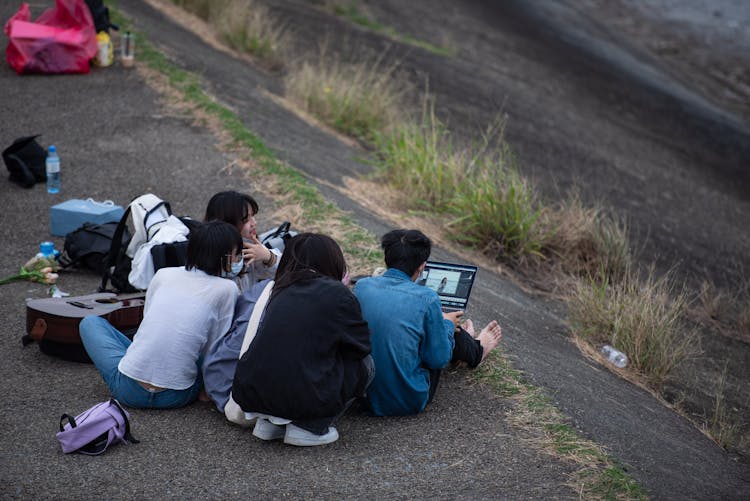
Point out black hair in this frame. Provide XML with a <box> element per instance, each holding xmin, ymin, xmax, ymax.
<box><xmin>204</xmin><ymin>191</ymin><xmax>259</xmax><ymax>231</ymax></box>
<box><xmin>381</xmin><ymin>229</ymin><xmax>431</xmax><ymax>277</ymax></box>
<box><xmin>186</xmin><ymin>220</ymin><xmax>243</xmax><ymax>276</ymax></box>
<box><xmin>272</xmin><ymin>233</ymin><xmax>346</xmax><ymax>297</ymax></box>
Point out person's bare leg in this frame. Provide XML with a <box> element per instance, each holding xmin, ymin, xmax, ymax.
<box><xmin>477</xmin><ymin>320</ymin><xmax>502</xmax><ymax>362</ymax></box>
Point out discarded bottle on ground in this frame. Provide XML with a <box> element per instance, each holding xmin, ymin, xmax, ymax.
<box><xmin>601</xmin><ymin>344</ymin><xmax>628</xmax><ymax>368</ymax></box>
<box><xmin>37</xmin><ymin>241</ymin><xmax>58</xmax><ymax>259</ymax></box>
<box><xmin>46</xmin><ymin>145</ymin><xmax>60</xmax><ymax>194</ymax></box>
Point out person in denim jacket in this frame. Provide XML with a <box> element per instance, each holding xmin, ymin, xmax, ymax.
<box><xmin>354</xmin><ymin>229</ymin><xmax>502</xmax><ymax>416</ymax></box>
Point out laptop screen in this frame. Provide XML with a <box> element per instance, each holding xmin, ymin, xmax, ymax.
<box><xmin>417</xmin><ymin>261</ymin><xmax>478</xmax><ymax>312</ymax></box>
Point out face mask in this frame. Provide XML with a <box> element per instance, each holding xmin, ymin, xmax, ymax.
<box><xmin>223</xmin><ymin>260</ymin><xmax>243</xmax><ymax>278</ymax></box>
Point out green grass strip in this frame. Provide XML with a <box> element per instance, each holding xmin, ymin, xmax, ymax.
<box><xmin>474</xmin><ymin>353</ymin><xmax>648</xmax><ymax>500</ymax></box>
<box><xmin>331</xmin><ymin>2</ymin><xmax>455</xmax><ymax>57</ymax></box>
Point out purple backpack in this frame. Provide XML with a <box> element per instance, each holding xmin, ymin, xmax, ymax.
<box><xmin>56</xmin><ymin>398</ymin><xmax>139</xmax><ymax>455</ymax></box>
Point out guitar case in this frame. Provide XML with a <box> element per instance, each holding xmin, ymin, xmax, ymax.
<box><xmin>24</xmin><ymin>293</ymin><xmax>145</xmax><ymax>363</ymax></box>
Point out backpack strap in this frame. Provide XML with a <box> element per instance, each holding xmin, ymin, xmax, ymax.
<box><xmin>109</xmin><ymin>398</ymin><xmax>139</xmax><ymax>444</ymax></box>
<box><xmin>142</xmin><ymin>201</ymin><xmax>172</xmax><ymax>241</ymax></box>
<box><xmin>59</xmin><ymin>413</ymin><xmax>77</xmax><ymax>432</ymax></box>
<box><xmin>267</xmin><ymin>222</ymin><xmax>290</xmax><ymax>240</ymax></box>
<box><xmin>100</xmin><ymin>205</ymin><xmax>132</xmax><ymax>292</ymax></box>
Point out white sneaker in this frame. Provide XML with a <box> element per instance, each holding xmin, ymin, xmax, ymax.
<box><xmin>283</xmin><ymin>424</ymin><xmax>339</xmax><ymax>446</ymax></box>
<box><xmin>252</xmin><ymin>418</ymin><xmax>286</xmax><ymax>441</ymax></box>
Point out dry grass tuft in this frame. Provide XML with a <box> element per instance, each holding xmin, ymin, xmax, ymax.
<box><xmin>212</xmin><ymin>0</ymin><xmax>287</xmax><ymax>70</ymax></box>
<box><xmin>696</xmin><ymin>281</ymin><xmax>732</xmax><ymax>322</ymax></box>
<box><xmin>285</xmin><ymin>47</ymin><xmax>409</xmax><ymax>142</ymax></box>
<box><xmin>686</xmin><ymin>280</ymin><xmax>750</xmax><ymax>344</ymax></box>
<box><xmin>543</xmin><ymin>193</ymin><xmax>631</xmax><ymax>282</ymax></box>
<box><xmin>704</xmin><ymin>363</ymin><xmax>750</xmax><ymax>451</ymax></box>
<box><xmin>568</xmin><ymin>266</ymin><xmax>700</xmax><ymax>387</ymax></box>
<box><xmin>171</xmin><ymin>0</ymin><xmax>288</xmax><ymax>69</ymax></box>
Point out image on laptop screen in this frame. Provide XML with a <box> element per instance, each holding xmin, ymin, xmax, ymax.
<box><xmin>417</xmin><ymin>261</ymin><xmax>478</xmax><ymax>312</ymax></box>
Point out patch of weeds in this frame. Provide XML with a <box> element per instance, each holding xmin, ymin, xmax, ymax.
<box><xmin>325</xmin><ymin>1</ymin><xmax>455</xmax><ymax>57</ymax></box>
<box><xmin>449</xmin><ymin>147</ymin><xmax>547</xmax><ymax>261</ymax></box>
<box><xmin>171</xmin><ymin>0</ymin><xmax>212</xmax><ymax>20</ymax></box>
<box><xmin>171</xmin><ymin>0</ymin><xmax>288</xmax><ymax>69</ymax></box>
<box><xmin>544</xmin><ymin>193</ymin><xmax>631</xmax><ymax>282</ymax></box>
<box><xmin>705</xmin><ymin>362</ymin><xmax>749</xmax><ymax>451</ymax></box>
<box><xmin>472</xmin><ymin>349</ymin><xmax>523</xmax><ymax>397</ymax></box>
<box><xmin>689</xmin><ymin>280</ymin><xmax>750</xmax><ymax>343</ymax></box>
<box><xmin>374</xmin><ymin>107</ymin><xmax>548</xmax><ymax>261</ymax></box>
<box><xmin>373</xmin><ymin>101</ymin><xmax>465</xmax><ymax>208</ymax></box>
<box><xmin>474</xmin><ymin>351</ymin><xmax>647</xmax><ymax>499</ymax></box>
<box><xmin>213</xmin><ymin>0</ymin><xmax>287</xmax><ymax>70</ymax></box>
<box><xmin>568</xmin><ymin>266</ymin><xmax>699</xmax><ymax>388</ymax></box>
<box><xmin>285</xmin><ymin>48</ymin><xmax>409</xmax><ymax>142</ymax></box>
<box><xmin>583</xmin><ymin>465</ymin><xmax>649</xmax><ymax>501</ymax></box>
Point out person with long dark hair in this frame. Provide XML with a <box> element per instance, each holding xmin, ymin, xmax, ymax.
<box><xmin>231</xmin><ymin>233</ymin><xmax>372</xmax><ymax>446</ymax></box>
<box><xmin>79</xmin><ymin>221</ymin><xmax>242</xmax><ymax>409</ymax></box>
<box><xmin>204</xmin><ymin>190</ymin><xmax>280</xmax><ymax>291</ymax></box>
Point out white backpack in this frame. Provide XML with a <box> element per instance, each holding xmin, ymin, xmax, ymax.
<box><xmin>100</xmin><ymin>194</ymin><xmax>190</xmax><ymax>292</ymax></box>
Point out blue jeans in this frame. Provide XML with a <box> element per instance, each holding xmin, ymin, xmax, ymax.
<box><xmin>79</xmin><ymin>316</ymin><xmax>201</xmax><ymax>409</ymax></box>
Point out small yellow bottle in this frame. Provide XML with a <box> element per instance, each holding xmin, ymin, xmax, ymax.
<box><xmin>93</xmin><ymin>31</ymin><xmax>113</xmax><ymax>67</ymax></box>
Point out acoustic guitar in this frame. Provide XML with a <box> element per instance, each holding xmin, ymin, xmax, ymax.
<box><xmin>24</xmin><ymin>292</ymin><xmax>145</xmax><ymax>363</ymax></box>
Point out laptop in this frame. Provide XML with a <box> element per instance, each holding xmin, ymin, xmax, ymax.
<box><xmin>417</xmin><ymin>261</ymin><xmax>478</xmax><ymax>313</ymax></box>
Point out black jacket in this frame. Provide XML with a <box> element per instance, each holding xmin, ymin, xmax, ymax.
<box><xmin>232</xmin><ymin>276</ymin><xmax>371</xmax><ymax>420</ymax></box>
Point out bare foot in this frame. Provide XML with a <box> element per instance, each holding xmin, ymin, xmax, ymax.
<box><xmin>198</xmin><ymin>389</ymin><xmax>211</xmax><ymax>403</ymax></box>
<box><xmin>477</xmin><ymin>320</ymin><xmax>502</xmax><ymax>363</ymax></box>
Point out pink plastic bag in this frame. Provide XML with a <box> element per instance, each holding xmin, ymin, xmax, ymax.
<box><xmin>4</xmin><ymin>0</ymin><xmax>97</xmax><ymax>75</ymax></box>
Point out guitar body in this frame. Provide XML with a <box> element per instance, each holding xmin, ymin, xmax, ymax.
<box><xmin>25</xmin><ymin>293</ymin><xmax>145</xmax><ymax>363</ymax></box>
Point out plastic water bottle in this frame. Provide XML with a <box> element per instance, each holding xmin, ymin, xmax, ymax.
<box><xmin>601</xmin><ymin>345</ymin><xmax>628</xmax><ymax>368</ymax></box>
<box><xmin>46</xmin><ymin>145</ymin><xmax>60</xmax><ymax>194</ymax></box>
<box><xmin>37</xmin><ymin>241</ymin><xmax>57</xmax><ymax>259</ymax></box>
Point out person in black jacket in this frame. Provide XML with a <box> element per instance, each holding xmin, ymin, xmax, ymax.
<box><xmin>231</xmin><ymin>233</ymin><xmax>373</xmax><ymax>446</ymax></box>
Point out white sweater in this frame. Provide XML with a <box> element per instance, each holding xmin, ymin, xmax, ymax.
<box><xmin>119</xmin><ymin>267</ymin><xmax>238</xmax><ymax>389</ymax></box>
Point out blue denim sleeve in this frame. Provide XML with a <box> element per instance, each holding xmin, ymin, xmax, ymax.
<box><xmin>419</xmin><ymin>297</ymin><xmax>455</xmax><ymax>369</ymax></box>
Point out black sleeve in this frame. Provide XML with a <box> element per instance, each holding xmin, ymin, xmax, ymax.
<box><xmin>335</xmin><ymin>288</ymin><xmax>371</xmax><ymax>361</ymax></box>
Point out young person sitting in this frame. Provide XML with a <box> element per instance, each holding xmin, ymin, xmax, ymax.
<box><xmin>202</xmin><ymin>278</ymin><xmax>272</xmax><ymax>413</ymax></box>
<box><xmin>204</xmin><ymin>190</ymin><xmax>280</xmax><ymax>291</ymax></box>
<box><xmin>231</xmin><ymin>233</ymin><xmax>373</xmax><ymax>446</ymax></box>
<box><xmin>354</xmin><ymin>229</ymin><xmax>502</xmax><ymax>417</ymax></box>
<box><xmin>79</xmin><ymin>221</ymin><xmax>242</xmax><ymax>409</ymax></box>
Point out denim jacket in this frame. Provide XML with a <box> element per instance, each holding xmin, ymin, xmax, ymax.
<box><xmin>354</xmin><ymin>268</ymin><xmax>455</xmax><ymax>416</ymax></box>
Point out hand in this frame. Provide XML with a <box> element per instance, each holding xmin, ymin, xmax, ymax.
<box><xmin>443</xmin><ymin>310</ymin><xmax>464</xmax><ymax>330</ymax></box>
<box><xmin>242</xmin><ymin>235</ymin><xmax>271</xmax><ymax>265</ymax></box>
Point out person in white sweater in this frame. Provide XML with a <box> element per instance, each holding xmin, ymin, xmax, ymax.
<box><xmin>80</xmin><ymin>221</ymin><xmax>241</xmax><ymax>409</ymax></box>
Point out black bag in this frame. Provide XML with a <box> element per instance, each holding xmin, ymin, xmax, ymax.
<box><xmin>2</xmin><ymin>135</ymin><xmax>47</xmax><ymax>188</ymax></box>
<box><xmin>259</xmin><ymin>221</ymin><xmax>297</xmax><ymax>252</ymax></box>
<box><xmin>84</xmin><ymin>0</ymin><xmax>118</xmax><ymax>33</ymax></box>
<box><xmin>59</xmin><ymin>222</ymin><xmax>132</xmax><ymax>276</ymax></box>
